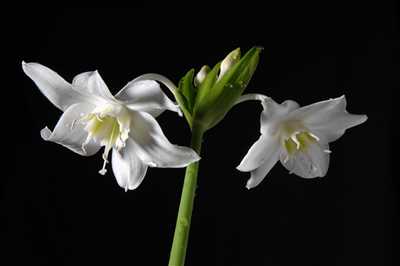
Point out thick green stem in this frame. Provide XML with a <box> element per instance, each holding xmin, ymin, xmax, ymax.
<box><xmin>168</xmin><ymin>126</ymin><xmax>204</xmax><ymax>266</ymax></box>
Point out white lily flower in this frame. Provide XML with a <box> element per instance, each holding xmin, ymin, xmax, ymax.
<box><xmin>237</xmin><ymin>95</ymin><xmax>367</xmax><ymax>189</ymax></box>
<box><xmin>22</xmin><ymin>62</ymin><xmax>200</xmax><ymax>191</ymax></box>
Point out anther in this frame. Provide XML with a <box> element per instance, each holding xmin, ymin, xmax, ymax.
<box><xmin>291</xmin><ymin>134</ymin><xmax>301</xmax><ymax>149</ymax></box>
<box><xmin>283</xmin><ymin>155</ymin><xmax>289</xmax><ymax>163</ymax></box>
<box><xmin>99</xmin><ymin>159</ymin><xmax>108</xmax><ymax>175</ymax></box>
<box><xmin>147</xmin><ymin>162</ymin><xmax>157</xmax><ymax>167</ymax></box>
<box><xmin>309</xmin><ymin>133</ymin><xmax>320</xmax><ymax>141</ymax></box>
<box><xmin>95</xmin><ymin>114</ymin><xmax>104</xmax><ymax>121</ymax></box>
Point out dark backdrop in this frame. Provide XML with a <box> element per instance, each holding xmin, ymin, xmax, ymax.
<box><xmin>6</xmin><ymin>5</ymin><xmax>397</xmax><ymax>266</ymax></box>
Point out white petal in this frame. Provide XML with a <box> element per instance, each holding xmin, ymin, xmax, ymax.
<box><xmin>289</xmin><ymin>96</ymin><xmax>367</xmax><ymax>142</ymax></box>
<box><xmin>41</xmin><ymin>102</ymin><xmax>101</xmax><ymax>156</ymax></box>
<box><xmin>115</xmin><ymin>80</ymin><xmax>179</xmax><ymax>117</ymax></box>
<box><xmin>237</xmin><ymin>134</ymin><xmax>281</xmax><ymax>172</ymax></box>
<box><xmin>289</xmin><ymin>96</ymin><xmax>346</xmax><ymax>121</ymax></box>
<box><xmin>128</xmin><ymin>110</ymin><xmax>200</xmax><ymax>167</ymax></box>
<box><xmin>22</xmin><ymin>62</ymin><xmax>98</xmax><ymax>111</ymax></box>
<box><xmin>72</xmin><ymin>70</ymin><xmax>115</xmax><ymax>101</ymax></box>
<box><xmin>245</xmin><ymin>148</ymin><xmax>280</xmax><ymax>189</ymax></box>
<box><xmin>280</xmin><ymin>142</ymin><xmax>330</xmax><ymax>179</ymax></box>
<box><xmin>111</xmin><ymin>140</ymin><xmax>148</xmax><ymax>191</ymax></box>
<box><xmin>260</xmin><ymin>98</ymin><xmax>300</xmax><ymax>135</ymax></box>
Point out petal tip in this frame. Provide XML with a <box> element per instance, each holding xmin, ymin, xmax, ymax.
<box><xmin>245</xmin><ymin>179</ymin><xmax>254</xmax><ymax>190</ymax></box>
<box><xmin>236</xmin><ymin>159</ymin><xmax>254</xmax><ymax>172</ymax></box>
<box><xmin>236</xmin><ymin>164</ymin><xmax>246</xmax><ymax>172</ymax></box>
<box><xmin>193</xmin><ymin>152</ymin><xmax>201</xmax><ymax>161</ymax></box>
<box><xmin>361</xmin><ymin>114</ymin><xmax>368</xmax><ymax>123</ymax></box>
<box><xmin>128</xmin><ymin>183</ymin><xmax>141</xmax><ymax>190</ymax></box>
<box><xmin>21</xmin><ymin>61</ymin><xmax>30</xmax><ymax>72</ymax></box>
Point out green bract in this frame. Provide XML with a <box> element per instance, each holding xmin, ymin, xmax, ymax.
<box><xmin>173</xmin><ymin>47</ymin><xmax>262</xmax><ymax>131</ymax></box>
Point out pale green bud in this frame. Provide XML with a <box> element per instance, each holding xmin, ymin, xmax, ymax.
<box><xmin>219</xmin><ymin>48</ymin><xmax>241</xmax><ymax>79</ymax></box>
<box><xmin>192</xmin><ymin>47</ymin><xmax>261</xmax><ymax>131</ymax></box>
<box><xmin>194</xmin><ymin>65</ymin><xmax>210</xmax><ymax>87</ymax></box>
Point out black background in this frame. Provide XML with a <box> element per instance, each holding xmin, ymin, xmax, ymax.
<box><xmin>6</xmin><ymin>5</ymin><xmax>397</xmax><ymax>266</ymax></box>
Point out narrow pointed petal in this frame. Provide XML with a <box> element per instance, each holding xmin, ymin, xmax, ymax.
<box><xmin>72</xmin><ymin>70</ymin><xmax>115</xmax><ymax>101</ymax></box>
<box><xmin>111</xmin><ymin>140</ymin><xmax>148</xmax><ymax>191</ymax></box>
<box><xmin>22</xmin><ymin>62</ymin><xmax>97</xmax><ymax>111</ymax></box>
<box><xmin>245</xmin><ymin>149</ymin><xmax>280</xmax><ymax>189</ymax></box>
<box><xmin>41</xmin><ymin>102</ymin><xmax>101</xmax><ymax>156</ymax></box>
<box><xmin>289</xmin><ymin>96</ymin><xmax>346</xmax><ymax>121</ymax></box>
<box><xmin>280</xmin><ymin>142</ymin><xmax>330</xmax><ymax>179</ymax></box>
<box><xmin>289</xmin><ymin>96</ymin><xmax>367</xmax><ymax>142</ymax></box>
<box><xmin>237</xmin><ymin>134</ymin><xmax>281</xmax><ymax>172</ymax></box>
<box><xmin>128</xmin><ymin>110</ymin><xmax>200</xmax><ymax>167</ymax></box>
<box><xmin>311</xmin><ymin>113</ymin><xmax>367</xmax><ymax>143</ymax></box>
<box><xmin>115</xmin><ymin>80</ymin><xmax>180</xmax><ymax>117</ymax></box>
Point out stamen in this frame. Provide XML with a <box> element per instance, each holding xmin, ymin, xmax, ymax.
<box><xmin>95</xmin><ymin>114</ymin><xmax>104</xmax><ymax>122</ymax></box>
<box><xmin>283</xmin><ymin>155</ymin><xmax>289</xmax><ymax>163</ymax></box>
<box><xmin>147</xmin><ymin>161</ymin><xmax>157</xmax><ymax>167</ymax></box>
<box><xmin>291</xmin><ymin>134</ymin><xmax>301</xmax><ymax>149</ymax></box>
<box><xmin>99</xmin><ymin>159</ymin><xmax>108</xmax><ymax>175</ymax></box>
<box><xmin>309</xmin><ymin>133</ymin><xmax>320</xmax><ymax>141</ymax></box>
<box><xmin>98</xmin><ymin>147</ymin><xmax>111</xmax><ymax>175</ymax></box>
<box><xmin>98</xmin><ymin>118</ymin><xmax>119</xmax><ymax>175</ymax></box>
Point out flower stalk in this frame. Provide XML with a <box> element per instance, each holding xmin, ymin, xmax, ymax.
<box><xmin>168</xmin><ymin>47</ymin><xmax>262</xmax><ymax>265</ymax></box>
<box><xmin>168</xmin><ymin>123</ymin><xmax>204</xmax><ymax>266</ymax></box>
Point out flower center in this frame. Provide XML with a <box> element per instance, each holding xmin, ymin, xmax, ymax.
<box><xmin>278</xmin><ymin>120</ymin><xmax>322</xmax><ymax>158</ymax></box>
<box><xmin>80</xmin><ymin>104</ymin><xmax>130</xmax><ymax>175</ymax></box>
<box><xmin>283</xmin><ymin>131</ymin><xmax>319</xmax><ymax>155</ymax></box>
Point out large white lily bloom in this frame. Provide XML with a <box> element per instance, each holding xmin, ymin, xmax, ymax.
<box><xmin>237</xmin><ymin>95</ymin><xmax>367</xmax><ymax>189</ymax></box>
<box><xmin>22</xmin><ymin>62</ymin><xmax>200</xmax><ymax>191</ymax></box>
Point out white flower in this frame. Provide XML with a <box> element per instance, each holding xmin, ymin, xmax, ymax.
<box><xmin>22</xmin><ymin>62</ymin><xmax>200</xmax><ymax>191</ymax></box>
<box><xmin>237</xmin><ymin>95</ymin><xmax>367</xmax><ymax>189</ymax></box>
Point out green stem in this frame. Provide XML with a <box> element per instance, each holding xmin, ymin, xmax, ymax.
<box><xmin>168</xmin><ymin>125</ymin><xmax>204</xmax><ymax>266</ymax></box>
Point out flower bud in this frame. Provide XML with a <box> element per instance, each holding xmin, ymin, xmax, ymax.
<box><xmin>219</xmin><ymin>48</ymin><xmax>241</xmax><ymax>79</ymax></box>
<box><xmin>194</xmin><ymin>65</ymin><xmax>210</xmax><ymax>87</ymax></box>
<box><xmin>192</xmin><ymin>47</ymin><xmax>261</xmax><ymax>131</ymax></box>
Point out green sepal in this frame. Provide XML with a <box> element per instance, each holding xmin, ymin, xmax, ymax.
<box><xmin>179</xmin><ymin>69</ymin><xmax>195</xmax><ymax>112</ymax></box>
<box><xmin>172</xmin><ymin>89</ymin><xmax>193</xmax><ymax>128</ymax></box>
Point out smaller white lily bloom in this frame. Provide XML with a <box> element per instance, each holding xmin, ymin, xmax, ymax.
<box><xmin>22</xmin><ymin>62</ymin><xmax>200</xmax><ymax>191</ymax></box>
<box><xmin>237</xmin><ymin>95</ymin><xmax>367</xmax><ymax>189</ymax></box>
